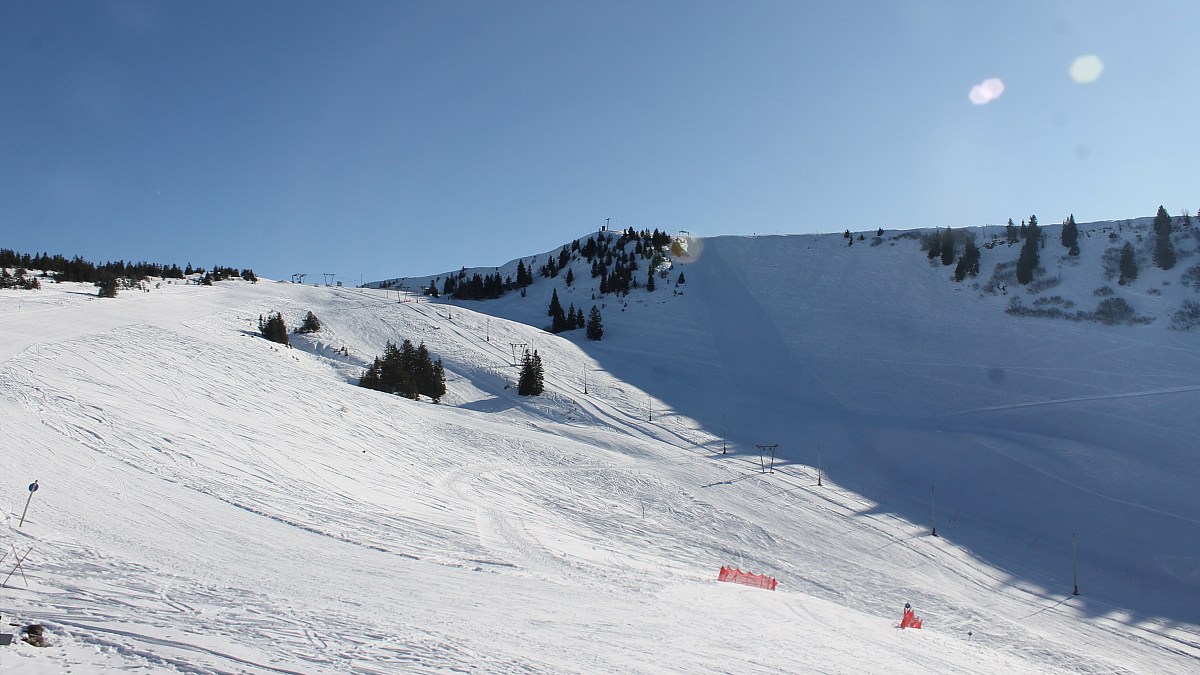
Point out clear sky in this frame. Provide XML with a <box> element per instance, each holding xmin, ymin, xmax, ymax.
<box><xmin>3</xmin><ymin>1</ymin><xmax>1198</xmax><ymax>283</ymax></box>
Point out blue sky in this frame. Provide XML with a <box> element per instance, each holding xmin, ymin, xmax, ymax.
<box><xmin>3</xmin><ymin>1</ymin><xmax>1198</xmax><ymax>283</ymax></box>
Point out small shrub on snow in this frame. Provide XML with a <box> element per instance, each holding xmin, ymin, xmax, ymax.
<box><xmin>1006</xmin><ymin>296</ymin><xmax>1151</xmax><ymax>325</ymax></box>
<box><xmin>1092</xmin><ymin>298</ymin><xmax>1150</xmax><ymax>325</ymax></box>
<box><xmin>1181</xmin><ymin>264</ymin><xmax>1200</xmax><ymax>290</ymax></box>
<box><xmin>1169</xmin><ymin>301</ymin><xmax>1200</xmax><ymax>331</ymax></box>
<box><xmin>1025</xmin><ymin>273</ymin><xmax>1060</xmax><ymax>294</ymax></box>
<box><xmin>1006</xmin><ymin>298</ymin><xmax>1071</xmax><ymax>320</ymax></box>
<box><xmin>1033</xmin><ymin>296</ymin><xmax>1074</xmax><ymax>308</ymax></box>
<box><xmin>1093</xmin><ymin>285</ymin><xmax>1115</xmax><ymax>297</ymax></box>
<box><xmin>983</xmin><ymin>261</ymin><xmax>1015</xmax><ymax>294</ymax></box>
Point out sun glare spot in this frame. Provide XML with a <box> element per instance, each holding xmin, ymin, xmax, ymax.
<box><xmin>968</xmin><ymin>78</ymin><xmax>1005</xmax><ymax>105</ymax></box>
<box><xmin>672</xmin><ymin>235</ymin><xmax>702</xmax><ymax>262</ymax></box>
<box><xmin>1069</xmin><ymin>55</ymin><xmax>1104</xmax><ymax>83</ymax></box>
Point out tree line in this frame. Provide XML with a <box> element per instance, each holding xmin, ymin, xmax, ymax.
<box><xmin>924</xmin><ymin>204</ymin><xmax>1187</xmax><ymax>288</ymax></box>
<box><xmin>0</xmin><ymin>246</ymin><xmax>257</xmax><ymax>297</ymax></box>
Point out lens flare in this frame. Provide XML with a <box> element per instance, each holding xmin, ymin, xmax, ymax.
<box><xmin>671</xmin><ymin>235</ymin><xmax>703</xmax><ymax>262</ymax></box>
<box><xmin>1069</xmin><ymin>55</ymin><xmax>1103</xmax><ymax>83</ymax></box>
<box><xmin>968</xmin><ymin>78</ymin><xmax>1005</xmax><ymax>105</ymax></box>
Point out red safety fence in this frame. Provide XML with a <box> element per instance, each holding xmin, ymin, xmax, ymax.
<box><xmin>718</xmin><ymin>566</ymin><xmax>778</xmax><ymax>591</ymax></box>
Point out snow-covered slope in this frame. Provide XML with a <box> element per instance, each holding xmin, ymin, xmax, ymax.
<box><xmin>0</xmin><ymin>221</ymin><xmax>1197</xmax><ymax>673</ymax></box>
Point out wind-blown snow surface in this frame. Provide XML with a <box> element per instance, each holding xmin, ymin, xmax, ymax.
<box><xmin>1</xmin><ymin>226</ymin><xmax>1198</xmax><ymax>673</ymax></box>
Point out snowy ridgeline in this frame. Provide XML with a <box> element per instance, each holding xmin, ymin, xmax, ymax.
<box><xmin>0</xmin><ymin>223</ymin><xmax>1198</xmax><ymax>673</ymax></box>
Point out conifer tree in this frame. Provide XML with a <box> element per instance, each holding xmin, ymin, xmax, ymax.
<box><xmin>954</xmin><ymin>235</ymin><xmax>981</xmax><ymax>281</ymax></box>
<box><xmin>940</xmin><ymin>228</ymin><xmax>956</xmax><ymax>266</ymax></box>
<box><xmin>1006</xmin><ymin>218</ymin><xmax>1018</xmax><ymax>244</ymax></box>
<box><xmin>646</xmin><ymin>270</ymin><xmax>656</xmax><ymax>291</ymax></box>
<box><xmin>96</xmin><ymin>273</ymin><xmax>120</xmax><ymax>298</ymax></box>
<box><xmin>532</xmin><ymin>350</ymin><xmax>544</xmax><ymax>394</ymax></box>
<box><xmin>518</xmin><ymin>351</ymin><xmax>535</xmax><ymax>395</ymax></box>
<box><xmin>676</xmin><ymin>271</ymin><xmax>685</xmax><ymax>285</ymax></box>
<box><xmin>586</xmin><ymin>305</ymin><xmax>603</xmax><ymax>340</ymax></box>
<box><xmin>1061</xmin><ymin>214</ymin><xmax>1079</xmax><ymax>256</ymax></box>
<box><xmin>1118</xmin><ymin>242</ymin><xmax>1138</xmax><ymax>285</ymax></box>
<box><xmin>926</xmin><ymin>229</ymin><xmax>942</xmax><ymax>261</ymax></box>
<box><xmin>517</xmin><ymin>350</ymin><xmax>545</xmax><ymax>396</ymax></box>
<box><xmin>259</xmin><ymin>312</ymin><xmax>289</xmax><ymax>345</ymax></box>
<box><xmin>515</xmin><ymin>259</ymin><xmax>529</xmax><ymax>287</ymax></box>
<box><xmin>1153</xmin><ymin>205</ymin><xmax>1176</xmax><ymax>270</ymax></box>
<box><xmin>565</xmin><ymin>267</ymin><xmax>574</xmax><ymax>286</ymax></box>
<box><xmin>548</xmin><ymin>288</ymin><xmax>567</xmax><ymax>332</ymax></box>
<box><xmin>296</xmin><ymin>311</ymin><xmax>321</xmax><ymax>334</ymax></box>
<box><xmin>428</xmin><ymin>359</ymin><xmax>446</xmax><ymax>403</ymax></box>
<box><xmin>1016</xmin><ymin>215</ymin><xmax>1041</xmax><ymax>285</ymax></box>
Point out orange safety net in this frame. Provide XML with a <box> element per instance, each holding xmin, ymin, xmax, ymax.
<box><xmin>718</xmin><ymin>566</ymin><xmax>778</xmax><ymax>591</ymax></box>
<box><xmin>900</xmin><ymin>608</ymin><xmax>923</xmax><ymax>629</ymax></box>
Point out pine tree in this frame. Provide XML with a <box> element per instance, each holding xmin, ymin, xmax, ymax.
<box><xmin>1118</xmin><ymin>242</ymin><xmax>1138</xmax><ymax>285</ymax></box>
<box><xmin>1016</xmin><ymin>215</ymin><xmax>1041</xmax><ymax>285</ymax></box>
<box><xmin>676</xmin><ymin>272</ymin><xmax>685</xmax><ymax>285</ymax></box>
<box><xmin>296</xmin><ymin>311</ymin><xmax>321</xmax><ymax>334</ymax></box>
<box><xmin>548</xmin><ymin>288</ymin><xmax>568</xmax><ymax>332</ymax></box>
<box><xmin>532</xmin><ymin>350</ymin><xmax>544</xmax><ymax>394</ymax></box>
<box><xmin>517</xmin><ymin>351</ymin><xmax>535</xmax><ymax>395</ymax></box>
<box><xmin>564</xmin><ymin>267</ymin><xmax>574</xmax><ymax>287</ymax></box>
<box><xmin>517</xmin><ymin>350</ymin><xmax>544</xmax><ymax>396</ymax></box>
<box><xmin>1061</xmin><ymin>214</ymin><xmax>1079</xmax><ymax>256</ymax></box>
<box><xmin>359</xmin><ymin>357</ymin><xmax>383</xmax><ymax>390</ymax></box>
<box><xmin>586</xmin><ymin>305</ymin><xmax>603</xmax><ymax>340</ymax></box>
<box><xmin>954</xmin><ymin>235</ymin><xmax>981</xmax><ymax>281</ymax></box>
<box><xmin>940</xmin><ymin>228</ymin><xmax>956</xmax><ymax>266</ymax></box>
<box><xmin>428</xmin><ymin>359</ymin><xmax>446</xmax><ymax>403</ymax></box>
<box><xmin>926</xmin><ymin>229</ymin><xmax>943</xmax><ymax>261</ymax></box>
<box><xmin>646</xmin><ymin>270</ymin><xmax>656</xmax><ymax>292</ymax></box>
<box><xmin>259</xmin><ymin>312</ymin><xmax>289</xmax><ymax>345</ymax></box>
<box><xmin>1005</xmin><ymin>218</ymin><xmax>1018</xmax><ymax>244</ymax></box>
<box><xmin>518</xmin><ymin>259</ymin><xmax>529</xmax><ymax>287</ymax></box>
<box><xmin>96</xmin><ymin>273</ymin><xmax>119</xmax><ymax>298</ymax></box>
<box><xmin>1153</xmin><ymin>205</ymin><xmax>1176</xmax><ymax>270</ymax></box>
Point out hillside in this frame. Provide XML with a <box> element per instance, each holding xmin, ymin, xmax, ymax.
<box><xmin>0</xmin><ymin>220</ymin><xmax>1198</xmax><ymax>673</ymax></box>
